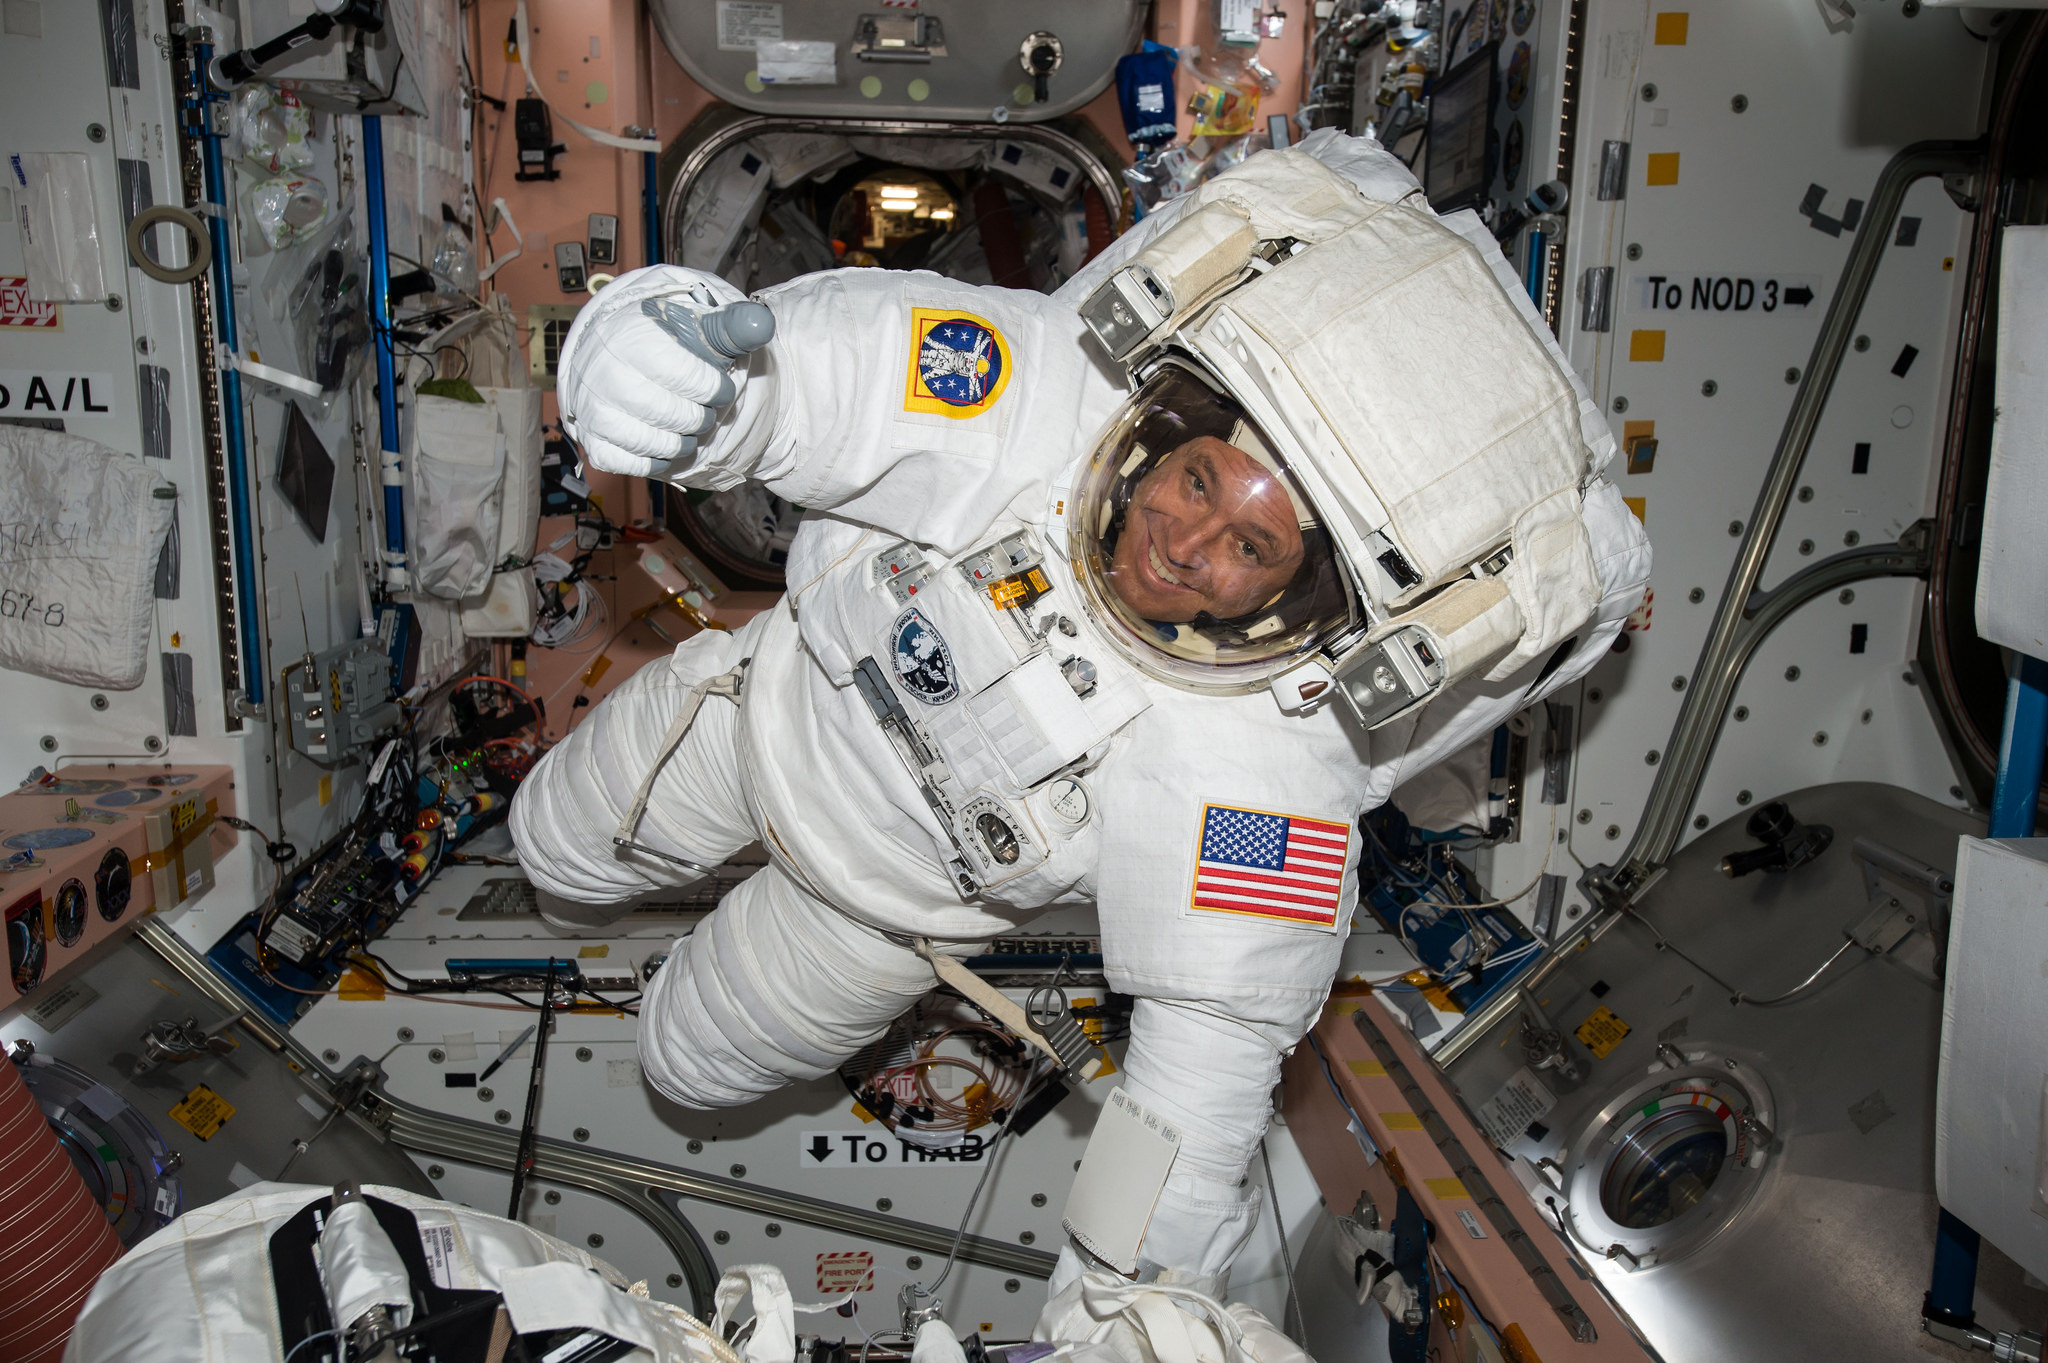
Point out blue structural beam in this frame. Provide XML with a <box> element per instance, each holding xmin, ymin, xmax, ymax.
<box><xmin>192</xmin><ymin>45</ymin><xmax>265</xmax><ymax>707</ymax></box>
<box><xmin>362</xmin><ymin>116</ymin><xmax>407</xmax><ymax>588</ymax></box>
<box><xmin>1926</xmin><ymin>651</ymin><xmax>2048</xmax><ymax>1327</ymax></box>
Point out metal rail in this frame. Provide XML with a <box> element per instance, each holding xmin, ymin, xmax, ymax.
<box><xmin>1437</xmin><ymin>531</ymin><xmax>1935</xmax><ymax>1064</ymax></box>
<box><xmin>1580</xmin><ymin>139</ymin><xmax>1982</xmax><ymax>913</ymax></box>
<box><xmin>660</xmin><ymin>116</ymin><xmax>1125</xmax><ymax>268</ymax></box>
<box><xmin>135</xmin><ymin>922</ymin><xmax>1057</xmax><ymax>1307</ymax></box>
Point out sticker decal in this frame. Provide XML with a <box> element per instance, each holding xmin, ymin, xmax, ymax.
<box><xmin>1574</xmin><ymin>1005</ymin><xmax>1632</xmax><ymax>1059</ymax></box>
<box><xmin>904</xmin><ymin>308</ymin><xmax>1011</xmax><ymax>418</ymax></box>
<box><xmin>1188</xmin><ymin>802</ymin><xmax>1351</xmax><ymax>930</ymax></box>
<box><xmin>890</xmin><ymin>607</ymin><xmax>959</xmax><ymax>705</ymax></box>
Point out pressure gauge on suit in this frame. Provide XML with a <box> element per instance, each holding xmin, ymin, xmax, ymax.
<box><xmin>1047</xmin><ymin>776</ymin><xmax>1091</xmax><ymax>825</ymax></box>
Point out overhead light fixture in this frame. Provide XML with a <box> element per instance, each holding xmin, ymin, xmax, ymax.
<box><xmin>879</xmin><ymin>185</ymin><xmax>919</xmax><ymax>197</ymax></box>
<box><xmin>930</xmin><ymin>208</ymin><xmax>954</xmax><ymax>220</ymax></box>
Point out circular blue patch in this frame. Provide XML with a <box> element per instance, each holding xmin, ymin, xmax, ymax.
<box><xmin>917</xmin><ymin>318</ymin><xmax>1003</xmax><ymax>408</ymax></box>
<box><xmin>5</xmin><ymin>827</ymin><xmax>95</xmax><ymax>851</ymax></box>
<box><xmin>96</xmin><ymin>788</ymin><xmax>162</xmax><ymax>808</ymax></box>
<box><xmin>891</xmin><ymin>608</ymin><xmax>959</xmax><ymax>705</ymax></box>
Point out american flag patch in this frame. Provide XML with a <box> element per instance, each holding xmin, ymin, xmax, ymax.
<box><xmin>1189</xmin><ymin>803</ymin><xmax>1351</xmax><ymax>929</ymax></box>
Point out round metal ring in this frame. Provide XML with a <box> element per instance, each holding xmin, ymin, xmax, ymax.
<box><xmin>126</xmin><ymin>203</ymin><xmax>212</xmax><ymax>285</ymax></box>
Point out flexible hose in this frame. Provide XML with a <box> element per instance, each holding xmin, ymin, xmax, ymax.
<box><xmin>0</xmin><ymin>1054</ymin><xmax>124</xmax><ymax>1362</ymax></box>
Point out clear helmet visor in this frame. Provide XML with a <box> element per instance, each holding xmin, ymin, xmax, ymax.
<box><xmin>1068</xmin><ymin>362</ymin><xmax>1358</xmax><ymax>693</ymax></box>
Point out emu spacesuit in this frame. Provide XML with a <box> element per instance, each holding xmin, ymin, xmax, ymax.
<box><xmin>510</xmin><ymin>132</ymin><xmax>1651</xmax><ymax>1290</ymax></box>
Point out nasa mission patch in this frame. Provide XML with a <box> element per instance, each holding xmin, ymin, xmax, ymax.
<box><xmin>904</xmin><ymin>308</ymin><xmax>1012</xmax><ymax>419</ymax></box>
<box><xmin>889</xmin><ymin>607</ymin><xmax>958</xmax><ymax>705</ymax></box>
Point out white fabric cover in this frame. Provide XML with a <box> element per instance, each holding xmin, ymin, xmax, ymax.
<box><xmin>1975</xmin><ymin>225</ymin><xmax>2048</xmax><ymax>657</ymax></box>
<box><xmin>1936</xmin><ymin>836</ymin><xmax>2048</xmax><ymax>1281</ymax></box>
<box><xmin>64</xmin><ymin>1182</ymin><xmax>743</xmax><ymax>1363</ymax></box>
<box><xmin>0</xmin><ymin>427</ymin><xmax>172</xmax><ymax>689</ymax></box>
<box><xmin>410</xmin><ymin>394</ymin><xmax>506</xmax><ymax>600</ymax></box>
<box><xmin>1035</xmin><ymin>1269</ymin><xmax>1312</xmax><ymax>1363</ymax></box>
<box><xmin>461</xmin><ymin>385</ymin><xmax>543</xmax><ymax>636</ymax></box>
<box><xmin>513</xmin><ymin>133</ymin><xmax>1650</xmax><ymax>1285</ymax></box>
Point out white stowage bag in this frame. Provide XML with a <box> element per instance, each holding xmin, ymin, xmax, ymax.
<box><xmin>65</xmin><ymin>1182</ymin><xmax>754</xmax><ymax>1363</ymax></box>
<box><xmin>0</xmin><ymin>427</ymin><xmax>172</xmax><ymax>690</ymax></box>
<box><xmin>410</xmin><ymin>393</ymin><xmax>507</xmax><ymax>600</ymax></box>
<box><xmin>1035</xmin><ymin>1270</ymin><xmax>1314</xmax><ymax>1363</ymax></box>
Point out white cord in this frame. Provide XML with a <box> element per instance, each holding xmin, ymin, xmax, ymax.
<box><xmin>530</xmin><ymin>552</ymin><xmax>604</xmax><ymax>649</ymax></box>
<box><xmin>1407</xmin><ymin>803</ymin><xmax>1560</xmax><ymax>913</ymax></box>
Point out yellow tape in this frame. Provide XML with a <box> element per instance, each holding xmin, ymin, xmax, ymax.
<box><xmin>1381</xmin><ymin>1112</ymin><xmax>1424</xmax><ymax>1131</ymax></box>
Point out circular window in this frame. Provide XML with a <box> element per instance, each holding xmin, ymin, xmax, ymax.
<box><xmin>1601</xmin><ymin>1103</ymin><xmax>1729</xmax><ymax>1229</ymax></box>
<box><xmin>1560</xmin><ymin>1050</ymin><xmax>1778</xmax><ymax>1268</ymax></box>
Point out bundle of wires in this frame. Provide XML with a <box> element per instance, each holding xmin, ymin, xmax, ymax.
<box><xmin>842</xmin><ymin>1011</ymin><xmax>1037</xmax><ymax>1139</ymax></box>
<box><xmin>531</xmin><ymin>550</ymin><xmax>606</xmax><ymax>650</ymax></box>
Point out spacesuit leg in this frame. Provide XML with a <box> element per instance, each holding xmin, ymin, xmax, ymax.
<box><xmin>510</xmin><ymin>617</ymin><xmax>766</xmax><ymax>925</ymax></box>
<box><xmin>637</xmin><ymin>863</ymin><xmax>945</xmax><ymax>1108</ymax></box>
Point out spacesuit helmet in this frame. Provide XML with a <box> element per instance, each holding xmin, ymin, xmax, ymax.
<box><xmin>1069</xmin><ymin>361</ymin><xmax>1358</xmax><ymax>695</ymax></box>
<box><xmin>1069</xmin><ymin>148</ymin><xmax>1606</xmax><ymax>726</ymax></box>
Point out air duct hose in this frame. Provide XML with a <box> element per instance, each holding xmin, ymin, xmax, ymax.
<box><xmin>0</xmin><ymin>1053</ymin><xmax>124</xmax><ymax>1361</ymax></box>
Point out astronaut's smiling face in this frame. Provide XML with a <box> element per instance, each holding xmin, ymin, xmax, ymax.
<box><xmin>1106</xmin><ymin>437</ymin><xmax>1305</xmax><ymax>623</ymax></box>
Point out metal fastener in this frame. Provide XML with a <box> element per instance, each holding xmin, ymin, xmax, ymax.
<box><xmin>1688</xmin><ymin>588</ymin><xmax>1705</xmax><ymax>603</ymax></box>
<box><xmin>1728</xmin><ymin>520</ymin><xmax>1744</xmax><ymax>536</ymax></box>
<box><xmin>545</xmin><ymin>1190</ymin><xmax>562</xmax><ymax>1205</ymax></box>
<box><xmin>428</xmin><ymin>1164</ymin><xmax>446</xmax><ymax>1179</ymax></box>
<box><xmin>667</xmin><ymin>1274</ymin><xmax>684</xmax><ymax>1289</ymax></box>
<box><xmin>39</xmin><ymin>736</ymin><xmax>57</xmax><ymax>752</ymax></box>
<box><xmin>714</xmin><ymin>1231</ymin><xmax>731</xmax><ymax>1245</ymax></box>
<box><xmin>1843</xmin><ymin>530</ymin><xmax>1861</xmax><ymax>546</ymax></box>
<box><xmin>1577</xmin><ymin>810</ymin><xmax>1592</xmax><ymax>824</ymax></box>
<box><xmin>588</xmin><ymin>1234</ymin><xmax>605</xmax><ymax>1248</ymax></box>
<box><xmin>1785</xmin><ymin>666</ymin><xmax>1801</xmax><ymax>682</ymax></box>
<box><xmin>494</xmin><ymin>1109</ymin><xmax>511</xmax><ymax>1124</ymax></box>
<box><xmin>1734</xmin><ymin>706</ymin><xmax>1750</xmax><ymax>721</ymax></box>
<box><xmin>1646</xmin><ymin>750</ymin><xmax>1660</xmax><ymax>765</ymax></box>
<box><xmin>323</xmin><ymin>1048</ymin><xmax>341</xmax><ymax>1064</ymax></box>
<box><xmin>1625</xmin><ymin>243</ymin><xmax>1643</xmax><ymax>261</ymax></box>
<box><xmin>1854</xmin><ymin>335</ymin><xmax>1871</xmax><ymax>352</ymax></box>
<box><xmin>90</xmin><ymin>694</ymin><xmax>109</xmax><ymax>711</ymax></box>
<box><xmin>1814</xmin><ymin>731</ymin><xmax>1829</xmax><ymax>746</ymax></box>
<box><xmin>1005</xmin><ymin>1280</ymin><xmax>1021</xmax><ymax>1293</ymax></box>
<box><xmin>1640</xmin><ymin>82</ymin><xmax>1658</xmax><ymax>101</ymax></box>
<box><xmin>576</xmin><ymin>1047</ymin><xmax>593</xmax><ymax>1062</ymax></box>
<box><xmin>574</xmin><ymin>1127</ymin><xmax>591</xmax><ymax>1142</ymax></box>
<box><xmin>1731</xmin><ymin>94</ymin><xmax>1749</xmax><ymax>112</ymax></box>
<box><xmin>1785</xmin><ymin>367</ymin><xmax>1801</xmax><ymax>384</ymax></box>
<box><xmin>144</xmin><ymin>735</ymin><xmax>163</xmax><ymax>752</ymax></box>
<box><xmin>877</xmin><ymin>1198</ymin><xmax>893</xmax><ymax>1212</ymax></box>
<box><xmin>1798</xmin><ymin>539</ymin><xmax>1815</xmax><ymax>556</ymax></box>
<box><xmin>1701</xmin><ymin>379</ymin><xmax>1718</xmax><ymax>397</ymax></box>
<box><xmin>428</xmin><ymin>1048</ymin><xmax>444</xmax><ymax>1063</ymax></box>
<box><xmin>1613</xmin><ymin>396</ymin><xmax>1630</xmax><ymax>413</ymax></box>
<box><xmin>907</xmin><ymin>1256</ymin><xmax>923</xmax><ymax>1270</ymax></box>
<box><xmin>1671</xmin><ymin>675</ymin><xmax>1687</xmax><ymax>692</ymax></box>
<box><xmin>1798</xmin><ymin>486</ymin><xmax>1814</xmax><ymax>503</ymax></box>
<box><xmin>1605</xmin><ymin>825</ymin><xmax>1621</xmax><ymax>840</ymax></box>
<box><xmin>731</xmin><ymin>1163</ymin><xmax>746</xmax><ymax>1178</ymax></box>
<box><xmin>687</xmin><ymin>1139</ymin><xmax>704</xmax><ymax>1154</ymax></box>
<box><xmin>478</xmin><ymin>1086</ymin><xmax>494</xmax><ymax>1102</ymax></box>
<box><xmin>87</xmin><ymin>123</ymin><xmax>106</xmax><ymax>142</ymax></box>
<box><xmin>1839</xmin><ymin>589</ymin><xmax>1855</xmax><ymax>604</ymax></box>
<box><xmin>1737</xmin><ymin>790</ymin><xmax>1753</xmax><ymax>805</ymax></box>
<box><xmin>1694</xmin><ymin>815</ymin><xmax>1710</xmax><ymax>830</ymax></box>
<box><xmin>1031</xmin><ymin>1193</ymin><xmax>1047</xmax><ymax>1207</ymax></box>
<box><xmin>766</xmin><ymin>1223</ymin><xmax>781</xmax><ymax>1237</ymax></box>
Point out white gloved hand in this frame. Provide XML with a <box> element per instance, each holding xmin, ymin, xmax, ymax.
<box><xmin>554</xmin><ymin>265</ymin><xmax>769</xmax><ymax>479</ymax></box>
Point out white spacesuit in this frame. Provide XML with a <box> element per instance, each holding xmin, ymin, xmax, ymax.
<box><xmin>510</xmin><ymin>131</ymin><xmax>1650</xmax><ymax>1295</ymax></box>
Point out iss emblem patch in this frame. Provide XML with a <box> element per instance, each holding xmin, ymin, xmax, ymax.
<box><xmin>904</xmin><ymin>308</ymin><xmax>1012</xmax><ymax>419</ymax></box>
<box><xmin>890</xmin><ymin>607</ymin><xmax>959</xmax><ymax>705</ymax></box>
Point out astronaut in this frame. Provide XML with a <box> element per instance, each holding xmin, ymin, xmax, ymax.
<box><xmin>510</xmin><ymin>131</ymin><xmax>1650</xmax><ymax>1298</ymax></box>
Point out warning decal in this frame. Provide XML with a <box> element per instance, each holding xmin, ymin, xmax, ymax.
<box><xmin>1574</xmin><ymin>1005</ymin><xmax>1632</xmax><ymax>1059</ymax></box>
<box><xmin>817</xmin><ymin>1251</ymin><xmax>874</xmax><ymax>1294</ymax></box>
<box><xmin>169</xmin><ymin>1083</ymin><xmax>236</xmax><ymax>1140</ymax></box>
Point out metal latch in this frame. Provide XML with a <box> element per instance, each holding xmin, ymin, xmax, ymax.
<box><xmin>854</xmin><ymin>13</ymin><xmax>945</xmax><ymax>62</ymax></box>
